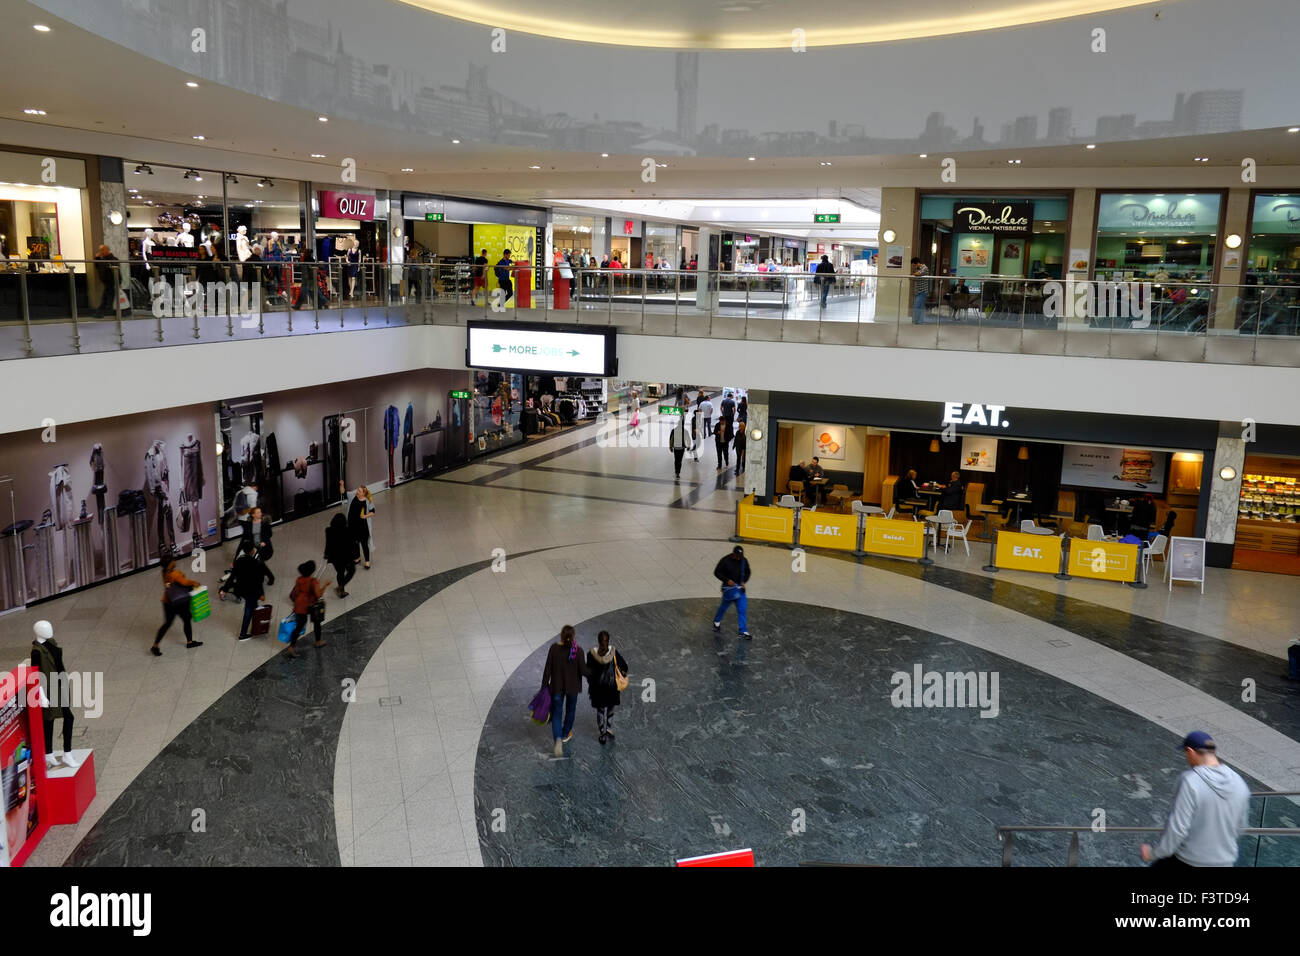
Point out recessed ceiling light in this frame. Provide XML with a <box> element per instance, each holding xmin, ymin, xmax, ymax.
<box><xmin>1085</xmin><ymin>143</ymin><xmax>1096</xmax><ymax>149</ymax></box>
<box><xmin>600</xmin><ymin>152</ymin><xmax>608</xmax><ymax>157</ymax></box>
<box><xmin>191</xmin><ymin>135</ymin><xmax>205</xmax><ymax>140</ymax></box>
<box><xmin>747</xmin><ymin>156</ymin><xmax>756</xmax><ymax>161</ymax></box>
<box><xmin>401</xmin><ymin>167</ymin><xmax>414</xmax><ymax>172</ymax></box>
<box><xmin>318</xmin><ymin>116</ymin><xmax>328</xmax><ymax>122</ymax></box>
<box><xmin>452</xmin><ymin>139</ymin><xmax>461</xmax><ymax>144</ymax></box>
<box><xmin>23</xmin><ymin>108</ymin><xmax>46</xmax><ymax>116</ymax></box>
<box><xmin>819</xmin><ymin>161</ymin><xmax>833</xmax><ymax>166</ymax></box>
<box><xmin>1289</xmin><ymin>127</ymin><xmax>1299</xmax><ymax>134</ymax></box>
<box><xmin>528</xmin><ymin>165</ymin><xmax>541</xmax><ymax>169</ymax></box>
<box><xmin>33</xmin><ymin>24</ymin><xmax>50</xmax><ymax>32</ymax></box>
<box><xmin>310</xmin><ymin>153</ymin><xmax>326</xmax><ymax>158</ymax></box>
<box><xmin>919</xmin><ymin>153</ymin><xmax>927</xmax><ymax>158</ymax></box>
<box><xmin>186</xmin><ymin>81</ymin><xmax>199</xmax><ymax>88</ymax></box>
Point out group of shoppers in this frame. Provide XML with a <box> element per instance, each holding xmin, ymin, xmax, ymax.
<box><xmin>669</xmin><ymin>389</ymin><xmax>748</xmax><ymax>478</ymax></box>
<box><xmin>152</xmin><ymin>486</ymin><xmax>376</xmax><ymax>655</ymax></box>
<box><xmin>542</xmin><ymin>625</ymin><xmax>630</xmax><ymax>754</ymax></box>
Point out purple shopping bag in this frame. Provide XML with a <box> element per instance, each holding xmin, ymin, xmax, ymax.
<box><xmin>529</xmin><ymin>686</ymin><xmax>552</xmax><ymax>725</ymax></box>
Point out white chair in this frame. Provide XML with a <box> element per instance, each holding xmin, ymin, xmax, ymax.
<box><xmin>885</xmin><ymin>506</ymin><xmax>895</xmax><ymax>520</ymax></box>
<box><xmin>777</xmin><ymin>494</ymin><xmax>802</xmax><ymax>509</ymax></box>
<box><xmin>1086</xmin><ymin>524</ymin><xmax>1105</xmax><ymax>541</ymax></box>
<box><xmin>1020</xmin><ymin>519</ymin><xmax>1037</xmax><ymax>532</ymax></box>
<box><xmin>944</xmin><ymin>519</ymin><xmax>973</xmax><ymax>555</ymax></box>
<box><xmin>928</xmin><ymin>509</ymin><xmax>955</xmax><ymax>550</ymax></box>
<box><xmin>1144</xmin><ymin>534</ymin><xmax>1168</xmax><ymax>581</ymax></box>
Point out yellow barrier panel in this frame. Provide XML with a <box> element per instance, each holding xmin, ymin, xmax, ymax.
<box><xmin>800</xmin><ymin>511</ymin><xmax>859</xmax><ymax>552</ymax></box>
<box><xmin>1068</xmin><ymin>539</ymin><xmax>1139</xmax><ymax>582</ymax></box>
<box><xmin>861</xmin><ymin>517</ymin><xmax>926</xmax><ymax>559</ymax></box>
<box><xmin>994</xmin><ymin>531</ymin><xmax>1062</xmax><ymax>574</ymax></box>
<box><xmin>735</xmin><ymin>494</ymin><xmax>796</xmax><ymax>546</ymax></box>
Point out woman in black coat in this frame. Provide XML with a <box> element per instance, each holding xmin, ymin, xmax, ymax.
<box><xmin>324</xmin><ymin>513</ymin><xmax>357</xmax><ymax>598</ymax></box>
<box><xmin>585</xmin><ymin>630</ymin><xmax>628</xmax><ymax>745</ymax></box>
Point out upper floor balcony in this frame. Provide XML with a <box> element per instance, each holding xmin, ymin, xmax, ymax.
<box><xmin>4</xmin><ymin>259</ymin><xmax>1298</xmax><ymax>367</ymax></box>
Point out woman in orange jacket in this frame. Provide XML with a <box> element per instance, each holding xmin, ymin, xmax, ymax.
<box><xmin>153</xmin><ymin>560</ymin><xmax>202</xmax><ymax>655</ymax></box>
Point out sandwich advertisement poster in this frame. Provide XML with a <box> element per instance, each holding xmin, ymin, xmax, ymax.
<box><xmin>1059</xmin><ymin>445</ymin><xmax>1166</xmax><ymax>493</ymax></box>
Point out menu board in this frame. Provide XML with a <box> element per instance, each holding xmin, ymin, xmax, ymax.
<box><xmin>1059</xmin><ymin>444</ymin><xmax>1166</xmax><ymax>493</ymax></box>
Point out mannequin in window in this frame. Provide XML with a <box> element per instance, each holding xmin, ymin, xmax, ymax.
<box><xmin>177</xmin><ymin>221</ymin><xmax>194</xmax><ymax>248</ymax></box>
<box><xmin>31</xmin><ymin>621</ymin><xmax>77</xmax><ymax>768</ymax></box>
<box><xmin>235</xmin><ymin>225</ymin><xmax>251</xmax><ymax>283</ymax></box>
<box><xmin>142</xmin><ymin>227</ymin><xmax>156</xmax><ymax>262</ymax></box>
<box><xmin>346</xmin><ymin>236</ymin><xmax>360</xmax><ymax>298</ymax></box>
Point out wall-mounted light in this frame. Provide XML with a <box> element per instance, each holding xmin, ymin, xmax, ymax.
<box><xmin>881</xmin><ymin>229</ymin><xmax>896</xmax><ymax>243</ymax></box>
<box><xmin>215</xmin><ymin>442</ymin><xmax>224</xmax><ymax>456</ymax></box>
<box><xmin>108</xmin><ymin>210</ymin><xmax>123</xmax><ymax>225</ymax></box>
<box><xmin>931</xmin><ymin>242</ymin><xmax>938</xmax><ymax>254</ymax></box>
<box><xmin>1219</xmin><ymin>465</ymin><xmax>1238</xmax><ymax>481</ymax></box>
<box><xmin>749</xmin><ymin>427</ymin><xmax>763</xmax><ymax>442</ymax></box>
<box><xmin>392</xmin><ymin>226</ymin><xmax>403</xmax><ymax>238</ymax></box>
<box><xmin>1224</xmin><ymin>234</ymin><xmax>1243</xmax><ymax>249</ymax></box>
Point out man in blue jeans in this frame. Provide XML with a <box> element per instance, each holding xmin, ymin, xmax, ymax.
<box><xmin>712</xmin><ymin>545</ymin><xmax>752</xmax><ymax>639</ymax></box>
<box><xmin>814</xmin><ymin>254</ymin><xmax>835</xmax><ymax>310</ymax></box>
<box><xmin>543</xmin><ymin>625</ymin><xmax>585</xmax><ymax>757</ymax></box>
<box><xmin>910</xmin><ymin>257</ymin><xmax>931</xmax><ymax>324</ymax></box>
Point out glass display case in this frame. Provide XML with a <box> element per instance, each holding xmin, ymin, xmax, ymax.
<box><xmin>1238</xmin><ymin>473</ymin><xmax>1300</xmax><ymax>522</ymax></box>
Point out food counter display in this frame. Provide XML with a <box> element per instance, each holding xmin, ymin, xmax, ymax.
<box><xmin>1235</xmin><ymin>458</ymin><xmax>1300</xmax><ymax>562</ymax></box>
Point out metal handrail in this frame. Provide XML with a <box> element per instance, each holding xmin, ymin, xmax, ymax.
<box><xmin>997</xmin><ymin>791</ymin><xmax>1300</xmax><ymax>866</ymax></box>
<box><xmin>4</xmin><ymin>259</ymin><xmax>1299</xmax><ymax>363</ymax></box>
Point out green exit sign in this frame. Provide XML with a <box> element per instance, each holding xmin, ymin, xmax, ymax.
<box><xmin>425</xmin><ymin>212</ymin><xmax>445</xmax><ymax>221</ymax></box>
<box><xmin>450</xmin><ymin>389</ymin><xmax>471</xmax><ymax>399</ymax></box>
<box><xmin>814</xmin><ymin>213</ymin><xmax>841</xmax><ymax>224</ymax></box>
<box><xmin>659</xmin><ymin>405</ymin><xmax>684</xmax><ymax>415</ymax></box>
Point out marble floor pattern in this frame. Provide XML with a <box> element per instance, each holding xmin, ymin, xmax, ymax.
<box><xmin>1</xmin><ymin>397</ymin><xmax>1297</xmax><ymax>866</ymax></box>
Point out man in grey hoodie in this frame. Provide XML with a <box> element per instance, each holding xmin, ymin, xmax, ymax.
<box><xmin>1142</xmin><ymin>731</ymin><xmax>1251</xmax><ymax>867</ymax></box>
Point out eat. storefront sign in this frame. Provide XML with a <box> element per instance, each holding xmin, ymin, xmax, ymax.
<box><xmin>319</xmin><ymin>190</ymin><xmax>375</xmax><ymax>221</ymax></box>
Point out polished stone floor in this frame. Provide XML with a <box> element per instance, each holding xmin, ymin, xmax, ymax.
<box><xmin>2</xmin><ymin>391</ymin><xmax>1297</xmax><ymax>867</ymax></box>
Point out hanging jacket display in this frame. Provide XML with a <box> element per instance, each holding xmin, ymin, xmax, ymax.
<box><xmin>384</xmin><ymin>404</ymin><xmax>400</xmax><ymax>487</ymax></box>
<box><xmin>89</xmin><ymin>443</ymin><xmax>108</xmax><ymax>526</ymax></box>
<box><xmin>48</xmin><ymin>464</ymin><xmax>74</xmax><ymax>530</ymax></box>
<box><xmin>401</xmin><ymin>402</ymin><xmax>415</xmax><ymax>479</ymax></box>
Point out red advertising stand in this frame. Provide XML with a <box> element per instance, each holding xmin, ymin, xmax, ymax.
<box><xmin>0</xmin><ymin>666</ymin><xmax>51</xmax><ymax>866</ymax></box>
<box><xmin>552</xmin><ymin>267</ymin><xmax>570</xmax><ymax>309</ymax></box>
<box><xmin>514</xmin><ymin>262</ymin><xmax>533</xmax><ymax>308</ymax></box>
<box><xmin>676</xmin><ymin>848</ymin><xmax>756</xmax><ymax>867</ymax></box>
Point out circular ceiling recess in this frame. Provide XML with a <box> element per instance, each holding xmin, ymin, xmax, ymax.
<box><xmin>397</xmin><ymin>0</ymin><xmax>1169</xmax><ymax>49</ymax></box>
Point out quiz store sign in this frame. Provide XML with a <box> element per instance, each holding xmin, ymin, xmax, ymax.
<box><xmin>318</xmin><ymin>190</ymin><xmax>375</xmax><ymax>221</ymax></box>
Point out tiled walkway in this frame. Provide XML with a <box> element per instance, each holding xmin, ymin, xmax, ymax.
<box><xmin>3</xmin><ymin>397</ymin><xmax>1296</xmax><ymax>866</ymax></box>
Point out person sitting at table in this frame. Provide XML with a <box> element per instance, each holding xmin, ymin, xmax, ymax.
<box><xmin>1130</xmin><ymin>493</ymin><xmax>1157</xmax><ymax>539</ymax></box>
<box><xmin>806</xmin><ymin>457</ymin><xmax>825</xmax><ymax>482</ymax></box>
<box><xmin>897</xmin><ymin>469</ymin><xmax>922</xmax><ymax>513</ymax></box>
<box><xmin>789</xmin><ymin>459</ymin><xmax>808</xmax><ymax>484</ymax></box>
<box><xmin>937</xmin><ymin>471</ymin><xmax>966</xmax><ymax>514</ymax></box>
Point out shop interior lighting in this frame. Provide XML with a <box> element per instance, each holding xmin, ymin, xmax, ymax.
<box><xmin>318</xmin><ymin>116</ymin><xmax>329</xmax><ymax>122</ymax></box>
<box><xmin>1085</xmin><ymin>144</ymin><xmax>1096</xmax><ymax>149</ymax></box>
<box><xmin>528</xmin><ymin>165</ymin><xmax>541</xmax><ymax>169</ymax></box>
<box><xmin>310</xmin><ymin>153</ymin><xmax>326</xmax><ymax>158</ymax></box>
<box><xmin>1288</xmin><ymin>127</ymin><xmax>1299</xmax><ymax>134</ymax></box>
<box><xmin>23</xmin><ymin>108</ymin><xmax>47</xmax><ymax>116</ymax></box>
<box><xmin>452</xmin><ymin>139</ymin><xmax>461</xmax><ymax>144</ymax></box>
<box><xmin>186</xmin><ymin>81</ymin><xmax>199</xmax><ymax>88</ymax></box>
<box><xmin>819</xmin><ymin>161</ymin><xmax>833</xmax><ymax>166</ymax></box>
<box><xmin>191</xmin><ymin>135</ymin><xmax>205</xmax><ymax>140</ymax></box>
<box><xmin>257</xmin><ymin>177</ymin><xmax>274</xmax><ymax>188</ymax></box>
<box><xmin>183</xmin><ymin>169</ymin><xmax>202</xmax><ymax>182</ymax></box>
<box><xmin>32</xmin><ymin>23</ymin><xmax>50</xmax><ymax>32</ymax></box>
<box><xmin>600</xmin><ymin>152</ymin><xmax>609</xmax><ymax>157</ymax></box>
<box><xmin>918</xmin><ymin>153</ymin><xmax>927</xmax><ymax>158</ymax></box>
<box><xmin>225</xmin><ymin>173</ymin><xmax>238</xmax><ymax>184</ymax></box>
<box><xmin>747</xmin><ymin>156</ymin><xmax>756</xmax><ymax>161</ymax></box>
<box><xmin>1225</xmin><ymin>234</ymin><xmax>1243</xmax><ymax>249</ymax></box>
<box><xmin>401</xmin><ymin>168</ymin><xmax>414</xmax><ymax>172</ymax></box>
<box><xmin>1007</xmin><ymin>158</ymin><xmax>1021</xmax><ymax>164</ymax></box>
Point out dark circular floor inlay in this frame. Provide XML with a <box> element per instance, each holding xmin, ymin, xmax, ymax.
<box><xmin>474</xmin><ymin>599</ymin><xmax>1258</xmax><ymax>866</ymax></box>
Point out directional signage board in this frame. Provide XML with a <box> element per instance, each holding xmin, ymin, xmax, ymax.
<box><xmin>813</xmin><ymin>213</ymin><xmax>841</xmax><ymax>224</ymax></box>
<box><xmin>466</xmin><ymin>321</ymin><xmax>617</xmax><ymax>376</ymax></box>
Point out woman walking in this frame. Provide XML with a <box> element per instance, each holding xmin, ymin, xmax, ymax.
<box><xmin>585</xmin><ymin>630</ymin><xmax>628</xmax><ymax>745</ymax></box>
<box><xmin>347</xmin><ymin>485</ymin><xmax>375</xmax><ymax>569</ymax></box>
<box><xmin>286</xmin><ymin>560</ymin><xmax>331</xmax><ymax>657</ymax></box>
<box><xmin>542</xmin><ymin>624</ymin><xmax>585</xmax><ymax>758</ymax></box>
<box><xmin>324</xmin><ymin>513</ymin><xmax>357</xmax><ymax>598</ymax></box>
<box><xmin>152</xmin><ymin>560</ymin><xmax>203</xmax><ymax>656</ymax></box>
<box><xmin>713</xmin><ymin>419</ymin><xmax>732</xmax><ymax>470</ymax></box>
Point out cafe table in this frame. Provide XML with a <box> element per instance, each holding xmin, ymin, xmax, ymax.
<box><xmin>1005</xmin><ymin>495</ymin><xmax>1032</xmax><ymax>527</ymax></box>
<box><xmin>1105</xmin><ymin>503</ymin><xmax>1133</xmax><ymax>537</ymax></box>
<box><xmin>925</xmin><ymin>513</ymin><xmax>955</xmax><ymax>551</ymax></box>
<box><xmin>808</xmin><ymin>476</ymin><xmax>830</xmax><ymax>507</ymax></box>
<box><xmin>1025</xmin><ymin>526</ymin><xmax>1055</xmax><ymax>536</ymax></box>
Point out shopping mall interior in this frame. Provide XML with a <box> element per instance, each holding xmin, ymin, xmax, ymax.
<box><xmin>0</xmin><ymin>0</ymin><xmax>1297</xmax><ymax>913</ymax></box>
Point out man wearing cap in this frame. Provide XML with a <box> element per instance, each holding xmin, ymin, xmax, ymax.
<box><xmin>712</xmin><ymin>545</ymin><xmax>752</xmax><ymax>639</ymax></box>
<box><xmin>1141</xmin><ymin>731</ymin><xmax>1251</xmax><ymax>868</ymax></box>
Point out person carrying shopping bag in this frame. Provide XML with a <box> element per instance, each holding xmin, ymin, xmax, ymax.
<box><xmin>152</xmin><ymin>560</ymin><xmax>203</xmax><ymax>655</ymax></box>
<box><xmin>585</xmin><ymin>630</ymin><xmax>628</xmax><ymax>745</ymax></box>
<box><xmin>285</xmin><ymin>560</ymin><xmax>331</xmax><ymax>657</ymax></box>
<box><xmin>542</xmin><ymin>625</ymin><xmax>586</xmax><ymax>758</ymax></box>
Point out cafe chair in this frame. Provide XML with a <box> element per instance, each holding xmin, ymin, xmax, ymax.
<box><xmin>777</xmin><ymin>494</ymin><xmax>802</xmax><ymax>509</ymax></box>
<box><xmin>884</xmin><ymin>506</ymin><xmax>896</xmax><ymax>520</ymax></box>
<box><xmin>1065</xmin><ymin>512</ymin><xmax>1092</xmax><ymax>538</ymax></box>
<box><xmin>827</xmin><ymin>484</ymin><xmax>851</xmax><ymax>512</ymax></box>
<box><xmin>1086</xmin><ymin>524</ymin><xmax>1106</xmax><ymax>541</ymax></box>
<box><xmin>927</xmin><ymin>509</ymin><xmax>955</xmax><ymax>550</ymax></box>
<box><xmin>1020</xmin><ymin>519</ymin><xmax>1038</xmax><ymax>533</ymax></box>
<box><xmin>787</xmin><ymin>480</ymin><xmax>805</xmax><ymax>505</ymax></box>
<box><xmin>1143</xmin><ymin>534</ymin><xmax>1168</xmax><ymax>581</ymax></box>
<box><xmin>1048</xmin><ymin>491</ymin><xmax>1076</xmax><ymax>529</ymax></box>
<box><xmin>944</xmin><ymin>519</ymin><xmax>973</xmax><ymax>555</ymax></box>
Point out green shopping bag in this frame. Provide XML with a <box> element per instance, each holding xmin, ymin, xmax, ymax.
<box><xmin>190</xmin><ymin>585</ymin><xmax>211</xmax><ymax>623</ymax></box>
